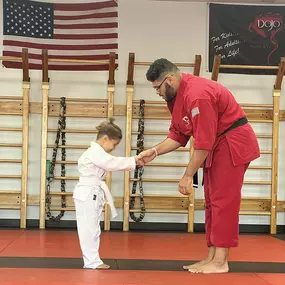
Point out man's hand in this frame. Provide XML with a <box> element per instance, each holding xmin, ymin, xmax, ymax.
<box><xmin>178</xmin><ymin>175</ymin><xmax>193</xmax><ymax>195</ymax></box>
<box><xmin>137</xmin><ymin>148</ymin><xmax>157</xmax><ymax>165</ymax></box>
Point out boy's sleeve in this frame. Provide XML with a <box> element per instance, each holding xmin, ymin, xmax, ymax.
<box><xmin>90</xmin><ymin>148</ymin><xmax>136</xmax><ymax>172</ymax></box>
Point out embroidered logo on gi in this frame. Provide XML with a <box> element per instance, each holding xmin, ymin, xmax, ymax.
<box><xmin>182</xmin><ymin>116</ymin><xmax>190</xmax><ymax>125</ymax></box>
<box><xmin>191</xmin><ymin>107</ymin><xmax>200</xmax><ymax>118</ymax></box>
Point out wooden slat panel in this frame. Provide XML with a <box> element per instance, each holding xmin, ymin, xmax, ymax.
<box><xmin>280</xmin><ymin>110</ymin><xmax>285</xmax><ymax>120</ymax></box>
<box><xmin>27</xmin><ymin>102</ymin><xmax>285</xmax><ymax>120</ymax></box>
<box><xmin>240</xmin><ymin>104</ymin><xmax>273</xmax><ymax>108</ymax></box>
<box><xmin>0</xmin><ymin>96</ymin><xmax>23</xmax><ymax>100</ymax></box>
<box><xmin>55</xmin><ymin>161</ymin><xmax>77</xmax><ymax>164</ymax></box>
<box><xmin>54</xmin><ymin>176</ymin><xmax>78</xmax><ymax>180</ymax></box>
<box><xmin>48</xmin><ymin>102</ymin><xmax>108</xmax><ymax>118</ymax></box>
<box><xmin>248</xmin><ymin>165</ymin><xmax>271</xmax><ymax>170</ymax></box>
<box><xmin>0</xmin><ymin>128</ymin><xmax>22</xmax><ymax>132</ymax></box>
<box><xmin>29</xmin><ymin>102</ymin><xmax>108</xmax><ymax>118</ymax></box>
<box><xmin>240</xmin><ymin>211</ymin><xmax>271</xmax><ymax>216</ymax></box>
<box><xmin>146</xmin><ymin>163</ymin><xmax>188</xmax><ymax>167</ymax></box>
<box><xmin>256</xmin><ymin>135</ymin><xmax>272</xmax><ymax>139</ymax></box>
<box><xmin>48</xmin><ymin>129</ymin><xmax>97</xmax><ymax>134</ymax></box>
<box><xmin>49</xmin><ymin>207</ymin><xmax>74</xmax><ymax>211</ymax></box>
<box><xmin>0</xmin><ymin>193</ymin><xmax>20</xmax><ymax>205</ymax></box>
<box><xmin>0</xmin><ymin>175</ymin><xmax>21</xmax><ymax>179</ymax></box>
<box><xmin>129</xmin><ymin>178</ymin><xmax>271</xmax><ymax>185</ymax></box>
<box><xmin>130</xmin><ymin>209</ymin><xmax>188</xmax><ymax>213</ymax></box>
<box><xmin>0</xmin><ymin>159</ymin><xmax>22</xmax><ymax>163</ymax></box>
<box><xmin>0</xmin><ymin>205</ymin><xmax>21</xmax><ymax>209</ymax></box>
<box><xmin>277</xmin><ymin>201</ymin><xmax>285</xmax><ymax>212</ymax></box>
<box><xmin>48</xmin><ymin>145</ymin><xmax>89</xmax><ymax>149</ymax></box>
<box><xmin>0</xmin><ymin>190</ymin><xmax>21</xmax><ymax>194</ymax></box>
<box><xmin>0</xmin><ymin>143</ymin><xmax>22</xmax><ymax>147</ymax></box>
<box><xmin>132</xmin><ymin>146</ymin><xmax>190</xmax><ymax>152</ymax></box>
<box><xmin>0</xmin><ymin>102</ymin><xmax>23</xmax><ymax>115</ymax></box>
<box><xmin>130</xmin><ymin>105</ymin><xmax>275</xmax><ymax>121</ymax></box>
<box><xmin>49</xmin><ymin>97</ymin><xmax>108</xmax><ymax>102</ymax></box>
<box><xmin>25</xmin><ymin>194</ymin><xmax>285</xmax><ymax>213</ymax></box>
<box><xmin>133</xmin><ymin>105</ymin><xmax>170</xmax><ymax>119</ymax></box>
<box><xmin>250</xmin><ymin>119</ymin><xmax>273</xmax><ymax>123</ymax></box>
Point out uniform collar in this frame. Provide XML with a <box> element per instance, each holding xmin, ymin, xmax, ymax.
<box><xmin>91</xmin><ymin>141</ymin><xmax>102</xmax><ymax>150</ymax></box>
<box><xmin>177</xmin><ymin>73</ymin><xmax>188</xmax><ymax>97</ymax></box>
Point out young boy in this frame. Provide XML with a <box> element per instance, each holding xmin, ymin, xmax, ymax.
<box><xmin>73</xmin><ymin>118</ymin><xmax>139</xmax><ymax>270</ymax></box>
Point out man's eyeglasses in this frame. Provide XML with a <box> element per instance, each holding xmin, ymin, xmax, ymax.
<box><xmin>154</xmin><ymin>76</ymin><xmax>168</xmax><ymax>91</ymax></box>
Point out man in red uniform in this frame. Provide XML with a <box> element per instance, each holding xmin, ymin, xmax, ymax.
<box><xmin>137</xmin><ymin>59</ymin><xmax>260</xmax><ymax>274</ymax></box>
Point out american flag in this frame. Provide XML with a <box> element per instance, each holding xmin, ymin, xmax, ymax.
<box><xmin>2</xmin><ymin>0</ymin><xmax>118</xmax><ymax>71</ymax></box>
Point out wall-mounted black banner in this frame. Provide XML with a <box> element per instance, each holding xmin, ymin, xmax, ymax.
<box><xmin>208</xmin><ymin>3</ymin><xmax>285</xmax><ymax>75</ymax></box>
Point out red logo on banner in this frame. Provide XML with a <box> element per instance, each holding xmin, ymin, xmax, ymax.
<box><xmin>249</xmin><ymin>12</ymin><xmax>284</xmax><ymax>65</ymax></box>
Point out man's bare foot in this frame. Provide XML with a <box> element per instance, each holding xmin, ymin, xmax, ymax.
<box><xmin>183</xmin><ymin>246</ymin><xmax>215</xmax><ymax>270</ymax></box>
<box><xmin>183</xmin><ymin>258</ymin><xmax>212</xmax><ymax>270</ymax></box>
<box><xmin>188</xmin><ymin>260</ymin><xmax>229</xmax><ymax>274</ymax></box>
<box><xmin>96</xmin><ymin>263</ymin><xmax>110</xmax><ymax>270</ymax></box>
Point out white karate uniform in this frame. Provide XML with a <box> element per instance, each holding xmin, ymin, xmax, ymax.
<box><xmin>73</xmin><ymin>141</ymin><xmax>136</xmax><ymax>269</ymax></box>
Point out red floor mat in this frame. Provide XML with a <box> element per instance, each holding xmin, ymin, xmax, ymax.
<box><xmin>0</xmin><ymin>231</ymin><xmax>284</xmax><ymax>263</ymax></box>
<box><xmin>0</xmin><ymin>268</ymin><xmax>282</xmax><ymax>285</ymax></box>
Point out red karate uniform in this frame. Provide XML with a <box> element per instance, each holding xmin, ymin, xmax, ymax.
<box><xmin>167</xmin><ymin>73</ymin><xmax>260</xmax><ymax>248</ymax></box>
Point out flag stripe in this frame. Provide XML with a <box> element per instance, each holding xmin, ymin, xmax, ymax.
<box><xmin>3</xmin><ymin>40</ymin><xmax>117</xmax><ymax>50</ymax></box>
<box><xmin>54</xmin><ymin>22</ymin><xmax>118</xmax><ymax>29</ymax></box>
<box><xmin>54</xmin><ymin>11</ymin><xmax>117</xmax><ymax>21</ymax></box>
<box><xmin>54</xmin><ymin>1</ymin><xmax>117</xmax><ymax>12</ymax></box>
<box><xmin>3</xmin><ymin>46</ymin><xmax>117</xmax><ymax>56</ymax></box>
<box><xmin>54</xmin><ymin>7</ymin><xmax>116</xmax><ymax>16</ymax></box>
<box><xmin>54</xmin><ymin>33</ymin><xmax>117</xmax><ymax>40</ymax></box>
<box><xmin>54</xmin><ymin>28</ymin><xmax>117</xmax><ymax>34</ymax></box>
<box><xmin>4</xmin><ymin>36</ymin><xmax>116</xmax><ymax>45</ymax></box>
<box><xmin>3</xmin><ymin>51</ymin><xmax>118</xmax><ymax>61</ymax></box>
<box><xmin>54</xmin><ymin>17</ymin><xmax>117</xmax><ymax>25</ymax></box>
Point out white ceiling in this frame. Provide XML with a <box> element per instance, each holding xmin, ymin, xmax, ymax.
<box><xmin>153</xmin><ymin>0</ymin><xmax>285</xmax><ymax>3</ymax></box>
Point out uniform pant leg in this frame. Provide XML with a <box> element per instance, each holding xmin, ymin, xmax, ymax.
<box><xmin>207</xmin><ymin>137</ymin><xmax>248</xmax><ymax>248</ymax></box>
<box><xmin>203</xmin><ymin>168</ymin><xmax>212</xmax><ymax>247</ymax></box>
<box><xmin>74</xmin><ymin>190</ymin><xmax>105</xmax><ymax>269</ymax></box>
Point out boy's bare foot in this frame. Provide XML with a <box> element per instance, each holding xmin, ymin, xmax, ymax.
<box><xmin>96</xmin><ymin>263</ymin><xmax>110</xmax><ymax>270</ymax></box>
<box><xmin>188</xmin><ymin>260</ymin><xmax>229</xmax><ymax>274</ymax></box>
<box><xmin>183</xmin><ymin>246</ymin><xmax>215</xmax><ymax>270</ymax></box>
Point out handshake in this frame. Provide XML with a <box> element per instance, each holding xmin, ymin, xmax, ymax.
<box><xmin>134</xmin><ymin>148</ymin><xmax>158</xmax><ymax>166</ymax></box>
<box><xmin>132</xmin><ymin>147</ymin><xmax>192</xmax><ymax>196</ymax></box>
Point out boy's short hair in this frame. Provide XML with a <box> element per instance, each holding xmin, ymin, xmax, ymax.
<box><xmin>96</xmin><ymin>118</ymin><xmax>122</xmax><ymax>140</ymax></box>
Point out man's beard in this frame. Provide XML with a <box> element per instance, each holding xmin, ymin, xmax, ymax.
<box><xmin>164</xmin><ymin>83</ymin><xmax>177</xmax><ymax>102</ymax></box>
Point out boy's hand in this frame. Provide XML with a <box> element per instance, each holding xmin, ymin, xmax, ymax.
<box><xmin>137</xmin><ymin>148</ymin><xmax>157</xmax><ymax>165</ymax></box>
<box><xmin>135</xmin><ymin>156</ymin><xmax>145</xmax><ymax>166</ymax></box>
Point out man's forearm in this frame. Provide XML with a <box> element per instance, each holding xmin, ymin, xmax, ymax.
<box><xmin>184</xmin><ymin>149</ymin><xmax>209</xmax><ymax>177</ymax></box>
<box><xmin>154</xmin><ymin>138</ymin><xmax>181</xmax><ymax>155</ymax></box>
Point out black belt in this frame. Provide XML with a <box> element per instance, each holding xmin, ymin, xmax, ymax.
<box><xmin>218</xmin><ymin>117</ymin><xmax>248</xmax><ymax>138</ymax></box>
<box><xmin>201</xmin><ymin>117</ymin><xmax>248</xmax><ymax>186</ymax></box>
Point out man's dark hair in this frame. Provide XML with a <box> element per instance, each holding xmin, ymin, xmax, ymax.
<box><xmin>96</xmin><ymin>118</ymin><xmax>122</xmax><ymax>140</ymax></box>
<box><xmin>146</xmin><ymin>58</ymin><xmax>179</xmax><ymax>82</ymax></box>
